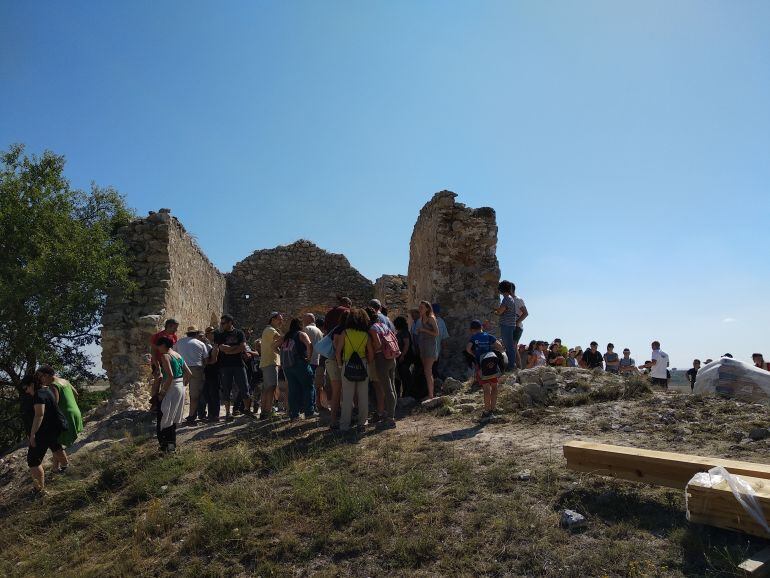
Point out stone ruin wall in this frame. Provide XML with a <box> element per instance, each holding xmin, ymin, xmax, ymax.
<box><xmin>374</xmin><ymin>274</ymin><xmax>409</xmax><ymax>320</ymax></box>
<box><xmin>407</xmin><ymin>191</ymin><xmax>501</xmax><ymax>378</ymax></box>
<box><xmin>101</xmin><ymin>191</ymin><xmax>501</xmax><ymax>400</ymax></box>
<box><xmin>101</xmin><ymin>209</ymin><xmax>226</xmax><ymax>400</ymax></box>
<box><xmin>226</xmin><ymin>240</ymin><xmax>374</xmax><ymax>333</ymax></box>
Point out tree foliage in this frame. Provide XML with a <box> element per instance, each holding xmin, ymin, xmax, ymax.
<box><xmin>0</xmin><ymin>144</ymin><xmax>134</xmax><ymax>447</ymax></box>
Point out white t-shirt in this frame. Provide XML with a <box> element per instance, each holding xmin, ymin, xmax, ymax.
<box><xmin>304</xmin><ymin>324</ymin><xmax>324</xmax><ymax>365</ymax></box>
<box><xmin>514</xmin><ymin>296</ymin><xmax>526</xmax><ymax>327</ymax></box>
<box><xmin>651</xmin><ymin>349</ymin><xmax>669</xmax><ymax>379</ymax></box>
<box><xmin>174</xmin><ymin>336</ymin><xmax>208</xmax><ymax>367</ymax></box>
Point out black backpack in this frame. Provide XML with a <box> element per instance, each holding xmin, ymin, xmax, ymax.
<box><xmin>479</xmin><ymin>351</ymin><xmax>502</xmax><ymax>379</ymax></box>
<box><xmin>343</xmin><ymin>333</ymin><xmax>369</xmax><ymax>382</ymax></box>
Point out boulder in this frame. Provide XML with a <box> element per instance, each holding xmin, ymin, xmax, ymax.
<box><xmin>560</xmin><ymin>509</ymin><xmax>587</xmax><ymax>530</ymax></box>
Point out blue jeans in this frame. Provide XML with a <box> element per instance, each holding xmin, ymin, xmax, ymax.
<box><xmin>501</xmin><ymin>325</ymin><xmax>517</xmax><ymax>371</ymax></box>
<box><xmin>285</xmin><ymin>361</ymin><xmax>315</xmax><ymax>418</ymax></box>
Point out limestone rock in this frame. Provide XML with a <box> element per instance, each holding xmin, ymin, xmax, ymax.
<box><xmin>421</xmin><ymin>396</ymin><xmax>448</xmax><ymax>410</ymax></box>
<box><xmin>560</xmin><ymin>509</ymin><xmax>587</xmax><ymax>530</ymax></box>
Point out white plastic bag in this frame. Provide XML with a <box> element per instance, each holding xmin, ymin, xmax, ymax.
<box><xmin>686</xmin><ymin>466</ymin><xmax>770</xmax><ymax>535</ymax></box>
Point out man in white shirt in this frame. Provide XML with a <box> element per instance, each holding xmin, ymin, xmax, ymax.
<box><xmin>640</xmin><ymin>341</ymin><xmax>669</xmax><ymax>388</ymax></box>
<box><xmin>174</xmin><ymin>325</ymin><xmax>210</xmax><ymax>423</ymax></box>
<box><xmin>302</xmin><ymin>313</ymin><xmax>325</xmax><ymax>410</ymax></box>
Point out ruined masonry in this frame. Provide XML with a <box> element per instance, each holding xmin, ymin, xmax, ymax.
<box><xmin>101</xmin><ymin>192</ymin><xmax>501</xmax><ymax>399</ymax></box>
<box><xmin>407</xmin><ymin>191</ymin><xmax>501</xmax><ymax>378</ymax></box>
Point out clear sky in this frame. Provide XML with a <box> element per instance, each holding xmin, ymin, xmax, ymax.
<box><xmin>2</xmin><ymin>1</ymin><xmax>769</xmax><ymax>369</ymax></box>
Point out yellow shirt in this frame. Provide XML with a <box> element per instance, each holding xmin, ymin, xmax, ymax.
<box><xmin>260</xmin><ymin>326</ymin><xmax>281</xmax><ymax>368</ymax></box>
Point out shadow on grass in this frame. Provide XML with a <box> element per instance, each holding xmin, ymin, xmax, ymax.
<box><xmin>429</xmin><ymin>423</ymin><xmax>485</xmax><ymax>442</ymax></box>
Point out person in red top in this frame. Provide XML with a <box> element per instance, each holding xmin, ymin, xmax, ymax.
<box><xmin>753</xmin><ymin>353</ymin><xmax>770</xmax><ymax>371</ymax></box>
<box><xmin>150</xmin><ymin>319</ymin><xmax>179</xmax><ymax>403</ymax></box>
<box><xmin>324</xmin><ymin>296</ymin><xmax>351</xmax><ymax>333</ymax></box>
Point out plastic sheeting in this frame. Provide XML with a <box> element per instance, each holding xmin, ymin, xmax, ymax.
<box><xmin>693</xmin><ymin>358</ymin><xmax>770</xmax><ymax>404</ymax></box>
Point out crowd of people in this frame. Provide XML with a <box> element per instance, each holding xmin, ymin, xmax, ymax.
<box><xmin>18</xmin><ymin>279</ymin><xmax>770</xmax><ymax>494</ymax></box>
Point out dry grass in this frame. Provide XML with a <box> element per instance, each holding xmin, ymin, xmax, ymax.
<box><xmin>1</xmin><ymin>387</ymin><xmax>768</xmax><ymax>577</ymax></box>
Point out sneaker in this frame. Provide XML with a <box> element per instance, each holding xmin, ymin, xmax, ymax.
<box><xmin>225</xmin><ymin>414</ymin><xmax>234</xmax><ymax>422</ymax></box>
<box><xmin>57</xmin><ymin>465</ymin><xmax>69</xmax><ymax>474</ymax></box>
<box><xmin>304</xmin><ymin>411</ymin><xmax>320</xmax><ymax>419</ymax></box>
<box><xmin>233</xmin><ymin>409</ymin><xmax>243</xmax><ymax>417</ymax></box>
<box><xmin>166</xmin><ymin>443</ymin><xmax>176</xmax><ymax>453</ymax></box>
<box><xmin>185</xmin><ymin>416</ymin><xmax>197</xmax><ymax>426</ymax></box>
<box><xmin>242</xmin><ymin>408</ymin><xmax>255</xmax><ymax>417</ymax></box>
<box><xmin>380</xmin><ymin>419</ymin><xmax>397</xmax><ymax>430</ymax></box>
<box><xmin>370</xmin><ymin>414</ymin><xmax>382</xmax><ymax>424</ymax></box>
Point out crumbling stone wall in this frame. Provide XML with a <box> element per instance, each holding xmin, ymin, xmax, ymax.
<box><xmin>101</xmin><ymin>209</ymin><xmax>226</xmax><ymax>401</ymax></box>
<box><xmin>374</xmin><ymin>274</ymin><xmax>409</xmax><ymax>320</ymax></box>
<box><xmin>407</xmin><ymin>191</ymin><xmax>500</xmax><ymax>378</ymax></box>
<box><xmin>227</xmin><ymin>240</ymin><xmax>374</xmax><ymax>332</ymax></box>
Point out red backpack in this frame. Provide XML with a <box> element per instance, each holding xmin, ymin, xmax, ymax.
<box><xmin>376</xmin><ymin>323</ymin><xmax>401</xmax><ymax>360</ymax></box>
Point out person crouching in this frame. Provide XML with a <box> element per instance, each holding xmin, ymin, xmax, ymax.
<box><xmin>466</xmin><ymin>320</ymin><xmax>505</xmax><ymax>420</ymax></box>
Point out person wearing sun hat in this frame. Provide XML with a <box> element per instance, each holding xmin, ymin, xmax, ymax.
<box><xmin>174</xmin><ymin>325</ymin><xmax>209</xmax><ymax>424</ymax></box>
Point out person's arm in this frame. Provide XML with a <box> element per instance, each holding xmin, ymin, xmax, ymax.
<box><xmin>29</xmin><ymin>402</ymin><xmax>45</xmax><ymax>447</ymax></box>
<box><xmin>220</xmin><ymin>342</ymin><xmax>246</xmax><ymax>355</ymax></box>
<box><xmin>365</xmin><ymin>335</ymin><xmax>375</xmax><ymax>364</ymax></box>
<box><xmin>208</xmin><ymin>345</ymin><xmax>219</xmax><ymax>364</ymax></box>
<box><xmin>493</xmin><ymin>302</ymin><xmax>508</xmax><ymax>315</ymax></box>
<box><xmin>159</xmin><ymin>354</ymin><xmax>173</xmax><ymax>398</ymax></box>
<box><xmin>517</xmin><ymin>305</ymin><xmax>528</xmax><ymax>326</ymax></box>
<box><xmin>419</xmin><ymin>318</ymin><xmax>439</xmax><ymax>337</ymax></box>
<box><xmin>465</xmin><ymin>341</ymin><xmax>475</xmax><ymax>356</ymax></box>
<box><xmin>369</xmin><ymin>328</ymin><xmax>382</xmax><ymax>351</ymax></box>
<box><xmin>335</xmin><ymin>331</ymin><xmax>345</xmax><ymax>366</ymax></box>
<box><xmin>299</xmin><ymin>332</ymin><xmax>312</xmax><ymax>361</ymax></box>
<box><xmin>182</xmin><ymin>359</ymin><xmax>192</xmax><ymax>387</ymax></box>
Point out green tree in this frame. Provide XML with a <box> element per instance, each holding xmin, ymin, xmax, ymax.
<box><xmin>0</xmin><ymin>144</ymin><xmax>134</xmax><ymax>448</ymax></box>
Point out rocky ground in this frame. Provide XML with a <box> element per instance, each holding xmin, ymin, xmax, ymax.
<box><xmin>2</xmin><ymin>368</ymin><xmax>770</xmax><ymax>576</ymax></box>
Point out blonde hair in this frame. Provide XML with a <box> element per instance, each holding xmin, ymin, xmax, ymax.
<box><xmin>419</xmin><ymin>300</ymin><xmax>435</xmax><ymax>318</ymax></box>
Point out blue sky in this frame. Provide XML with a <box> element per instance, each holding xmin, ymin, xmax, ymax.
<box><xmin>2</xmin><ymin>1</ymin><xmax>769</xmax><ymax>368</ymax></box>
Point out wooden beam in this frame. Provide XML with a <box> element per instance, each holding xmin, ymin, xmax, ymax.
<box><xmin>739</xmin><ymin>546</ymin><xmax>770</xmax><ymax>576</ymax></box>
<box><xmin>563</xmin><ymin>441</ymin><xmax>770</xmax><ymax>489</ymax></box>
<box><xmin>687</xmin><ymin>473</ymin><xmax>770</xmax><ymax>540</ymax></box>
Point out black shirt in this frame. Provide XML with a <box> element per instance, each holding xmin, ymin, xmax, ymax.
<box><xmin>214</xmin><ymin>329</ymin><xmax>246</xmax><ymax>367</ymax></box>
<box><xmin>686</xmin><ymin>368</ymin><xmax>698</xmax><ymax>388</ymax></box>
<box><xmin>28</xmin><ymin>388</ymin><xmax>63</xmax><ymax>439</ymax></box>
<box><xmin>582</xmin><ymin>349</ymin><xmax>604</xmax><ymax>369</ymax></box>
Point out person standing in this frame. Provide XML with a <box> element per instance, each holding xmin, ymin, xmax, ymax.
<box><xmin>393</xmin><ymin>316</ymin><xmax>413</xmax><ymax>398</ymax></box>
<box><xmin>431</xmin><ymin>303</ymin><xmax>450</xmax><ymax>379</ymax></box>
<box><xmin>369</xmin><ymin>299</ymin><xmax>396</xmax><ymax>332</ymax></box>
<box><xmin>336</xmin><ymin>308</ymin><xmax>375</xmax><ymax>432</ymax></box>
<box><xmin>640</xmin><ymin>341</ymin><xmax>669</xmax><ymax>388</ymax></box>
<box><xmin>686</xmin><ymin>359</ymin><xmax>701</xmax><ymax>390</ymax></box>
<box><xmin>175</xmin><ymin>326</ymin><xmax>209</xmax><ymax>425</ymax></box>
<box><xmin>35</xmin><ymin>366</ymin><xmax>82</xmax><ymax>452</ymax></box>
<box><xmin>417</xmin><ymin>301</ymin><xmax>440</xmax><ymax>399</ymax></box>
<box><xmin>259</xmin><ymin>312</ymin><xmax>283</xmax><ymax>420</ymax></box>
<box><xmin>22</xmin><ymin>374</ymin><xmax>69</xmax><ymax>494</ymax></box>
<box><xmin>149</xmin><ymin>319</ymin><xmax>179</xmax><ymax>409</ymax></box>
<box><xmin>582</xmin><ymin>342</ymin><xmax>604</xmax><ymax>369</ymax></box>
<box><xmin>513</xmin><ymin>285</ymin><xmax>528</xmax><ymax>368</ymax></box>
<box><xmin>753</xmin><ymin>354</ymin><xmax>770</xmax><ymax>371</ymax></box>
<box><xmin>494</xmin><ymin>281</ymin><xmax>518</xmax><ymax>372</ymax></box>
<box><xmin>155</xmin><ymin>337</ymin><xmax>191</xmax><ymax>452</ymax></box>
<box><xmin>324</xmin><ymin>296</ymin><xmax>351</xmax><ymax>333</ymax></box>
<box><xmin>201</xmin><ymin>326</ymin><xmax>221</xmax><ymax>422</ymax></box>
<box><xmin>215</xmin><ymin>314</ymin><xmax>251</xmax><ymax>421</ymax></box>
<box><xmin>370</xmin><ymin>311</ymin><xmax>398</xmax><ymax>428</ymax></box>
<box><xmin>302</xmin><ymin>313</ymin><xmax>325</xmax><ymax>411</ymax></box>
<box><xmin>604</xmin><ymin>344</ymin><xmax>620</xmax><ymax>373</ymax></box>
<box><xmin>281</xmin><ymin>318</ymin><xmax>316</xmax><ymax>420</ymax></box>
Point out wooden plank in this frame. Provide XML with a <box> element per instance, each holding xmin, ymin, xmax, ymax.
<box><xmin>739</xmin><ymin>546</ymin><xmax>770</xmax><ymax>576</ymax></box>
<box><xmin>563</xmin><ymin>441</ymin><xmax>770</xmax><ymax>489</ymax></box>
<box><xmin>686</xmin><ymin>473</ymin><xmax>770</xmax><ymax>539</ymax></box>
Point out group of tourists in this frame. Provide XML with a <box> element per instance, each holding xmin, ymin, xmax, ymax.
<box><xmin>22</xmin><ymin>275</ymin><xmax>769</xmax><ymax>494</ymax></box>
<box><xmin>19</xmin><ymin>366</ymin><xmax>84</xmax><ymax>494</ymax></box>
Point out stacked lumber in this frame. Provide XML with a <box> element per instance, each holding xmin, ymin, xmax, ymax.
<box><xmin>687</xmin><ymin>471</ymin><xmax>770</xmax><ymax>539</ymax></box>
<box><xmin>563</xmin><ymin>441</ymin><xmax>770</xmax><ymax>489</ymax></box>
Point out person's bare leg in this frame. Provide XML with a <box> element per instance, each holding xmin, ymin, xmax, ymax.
<box><xmin>482</xmin><ymin>383</ymin><xmax>492</xmax><ymax>412</ymax></box>
<box><xmin>491</xmin><ymin>384</ymin><xmax>498</xmax><ymax>412</ymax></box>
<box><xmin>30</xmin><ymin>465</ymin><xmax>44</xmax><ymax>491</ymax></box>
<box><xmin>423</xmin><ymin>358</ymin><xmax>435</xmax><ymax>399</ymax></box>
<box><xmin>53</xmin><ymin>449</ymin><xmax>69</xmax><ymax>469</ymax></box>
<box><xmin>330</xmin><ymin>379</ymin><xmax>341</xmax><ymax>424</ymax></box>
<box><xmin>260</xmin><ymin>387</ymin><xmax>274</xmax><ymax>416</ymax></box>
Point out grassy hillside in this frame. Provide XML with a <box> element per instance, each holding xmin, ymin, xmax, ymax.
<box><xmin>2</xmin><ymin>376</ymin><xmax>769</xmax><ymax>577</ymax></box>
